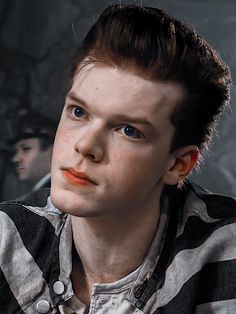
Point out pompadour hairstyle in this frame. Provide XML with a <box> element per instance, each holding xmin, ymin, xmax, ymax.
<box><xmin>70</xmin><ymin>4</ymin><xmax>231</xmax><ymax>153</ymax></box>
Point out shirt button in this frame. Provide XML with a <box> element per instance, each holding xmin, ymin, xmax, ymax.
<box><xmin>36</xmin><ymin>300</ymin><xmax>50</xmax><ymax>313</ymax></box>
<box><xmin>53</xmin><ymin>280</ymin><xmax>65</xmax><ymax>295</ymax></box>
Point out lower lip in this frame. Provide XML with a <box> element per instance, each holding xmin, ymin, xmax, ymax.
<box><xmin>63</xmin><ymin>170</ymin><xmax>94</xmax><ymax>186</ymax></box>
<box><xmin>16</xmin><ymin>168</ymin><xmax>25</xmax><ymax>173</ymax></box>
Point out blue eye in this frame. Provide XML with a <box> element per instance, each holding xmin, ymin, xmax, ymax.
<box><xmin>122</xmin><ymin>126</ymin><xmax>141</xmax><ymax>138</ymax></box>
<box><xmin>73</xmin><ymin>106</ymin><xmax>85</xmax><ymax>118</ymax></box>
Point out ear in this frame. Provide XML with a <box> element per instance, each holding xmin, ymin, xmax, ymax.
<box><xmin>162</xmin><ymin>145</ymin><xmax>199</xmax><ymax>185</ymax></box>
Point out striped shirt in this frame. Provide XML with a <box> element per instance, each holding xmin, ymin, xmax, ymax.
<box><xmin>0</xmin><ymin>181</ymin><xmax>236</xmax><ymax>313</ymax></box>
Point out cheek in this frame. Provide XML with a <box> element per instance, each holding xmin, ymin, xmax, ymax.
<box><xmin>110</xmin><ymin>149</ymin><xmax>155</xmax><ymax>181</ymax></box>
<box><xmin>54</xmin><ymin>128</ymin><xmax>72</xmax><ymax>153</ymax></box>
<box><xmin>109</xmin><ymin>146</ymin><xmax>168</xmax><ymax>189</ymax></box>
<box><xmin>26</xmin><ymin>153</ymin><xmax>38</xmax><ymax>167</ymax></box>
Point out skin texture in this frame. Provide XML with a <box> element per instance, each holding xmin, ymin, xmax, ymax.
<box><xmin>51</xmin><ymin>65</ymin><xmax>188</xmax><ymax>217</ymax></box>
<box><xmin>12</xmin><ymin>138</ymin><xmax>52</xmax><ymax>182</ymax></box>
<box><xmin>50</xmin><ymin>65</ymin><xmax>198</xmax><ymax>304</ymax></box>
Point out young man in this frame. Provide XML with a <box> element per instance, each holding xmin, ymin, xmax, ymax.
<box><xmin>11</xmin><ymin>111</ymin><xmax>56</xmax><ymax>192</ymax></box>
<box><xmin>0</xmin><ymin>4</ymin><xmax>235</xmax><ymax>313</ymax></box>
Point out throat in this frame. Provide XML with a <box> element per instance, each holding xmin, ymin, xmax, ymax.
<box><xmin>71</xmin><ymin>247</ymin><xmax>91</xmax><ymax>305</ymax></box>
<box><xmin>70</xmin><ymin>242</ymin><xmax>143</xmax><ymax>306</ymax></box>
<box><xmin>70</xmin><ymin>207</ymin><xmax>160</xmax><ymax>304</ymax></box>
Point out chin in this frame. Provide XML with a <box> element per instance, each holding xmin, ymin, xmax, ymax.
<box><xmin>51</xmin><ymin>187</ymin><xmax>106</xmax><ymax>218</ymax></box>
<box><xmin>19</xmin><ymin>177</ymin><xmax>28</xmax><ymax>181</ymax></box>
<box><xmin>17</xmin><ymin>173</ymin><xmax>25</xmax><ymax>180</ymax></box>
<box><xmin>51</xmin><ymin>187</ymin><xmax>85</xmax><ymax>216</ymax></box>
<box><xmin>51</xmin><ymin>187</ymin><xmax>68</xmax><ymax>211</ymax></box>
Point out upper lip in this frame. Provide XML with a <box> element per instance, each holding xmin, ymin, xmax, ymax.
<box><xmin>15</xmin><ymin>165</ymin><xmax>24</xmax><ymax>171</ymax></box>
<box><xmin>63</xmin><ymin>167</ymin><xmax>97</xmax><ymax>185</ymax></box>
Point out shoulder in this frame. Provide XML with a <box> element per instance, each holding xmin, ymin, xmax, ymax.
<box><xmin>177</xmin><ymin>182</ymin><xmax>236</xmax><ymax>306</ymax></box>
<box><xmin>189</xmin><ymin>180</ymin><xmax>236</xmax><ymax>219</ymax></box>
<box><xmin>161</xmin><ymin>181</ymin><xmax>236</xmax><ymax>257</ymax></box>
<box><xmin>152</xmin><ymin>182</ymin><xmax>236</xmax><ymax>312</ymax></box>
<box><xmin>0</xmin><ymin>188</ymin><xmax>51</xmax><ymax>232</ymax></box>
<box><xmin>0</xmin><ymin>189</ymin><xmax>67</xmax><ymax>313</ymax></box>
<box><xmin>174</xmin><ymin>181</ymin><xmax>236</xmax><ymax>254</ymax></box>
<box><xmin>0</xmin><ymin>188</ymin><xmax>64</xmax><ymax>253</ymax></box>
<box><xmin>178</xmin><ymin>180</ymin><xmax>236</xmax><ymax>229</ymax></box>
<box><xmin>0</xmin><ymin>188</ymin><xmax>50</xmax><ymax>212</ymax></box>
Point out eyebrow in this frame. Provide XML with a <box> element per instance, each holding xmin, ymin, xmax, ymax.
<box><xmin>66</xmin><ymin>92</ymin><xmax>154</xmax><ymax>127</ymax></box>
<box><xmin>16</xmin><ymin>144</ymin><xmax>31</xmax><ymax>149</ymax></box>
<box><xmin>66</xmin><ymin>92</ymin><xmax>88</xmax><ymax>108</ymax></box>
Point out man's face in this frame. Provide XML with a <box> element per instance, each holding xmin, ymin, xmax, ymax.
<box><xmin>12</xmin><ymin>138</ymin><xmax>51</xmax><ymax>182</ymax></box>
<box><xmin>51</xmin><ymin>65</ymin><xmax>184</xmax><ymax>218</ymax></box>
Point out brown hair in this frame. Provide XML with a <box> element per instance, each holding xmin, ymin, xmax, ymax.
<box><xmin>70</xmin><ymin>4</ymin><xmax>231</xmax><ymax>153</ymax></box>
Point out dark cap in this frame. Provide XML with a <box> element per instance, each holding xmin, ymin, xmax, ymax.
<box><xmin>8</xmin><ymin>110</ymin><xmax>57</xmax><ymax>144</ymax></box>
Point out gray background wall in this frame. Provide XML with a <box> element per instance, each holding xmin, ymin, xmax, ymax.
<box><xmin>0</xmin><ymin>0</ymin><xmax>235</xmax><ymax>198</ymax></box>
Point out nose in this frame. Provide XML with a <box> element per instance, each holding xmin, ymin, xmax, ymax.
<box><xmin>74</xmin><ymin>125</ymin><xmax>106</xmax><ymax>162</ymax></box>
<box><xmin>12</xmin><ymin>149</ymin><xmax>22</xmax><ymax>164</ymax></box>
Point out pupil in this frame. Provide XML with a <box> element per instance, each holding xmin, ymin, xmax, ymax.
<box><xmin>124</xmin><ymin>126</ymin><xmax>135</xmax><ymax>136</ymax></box>
<box><xmin>74</xmin><ymin>107</ymin><xmax>83</xmax><ymax>117</ymax></box>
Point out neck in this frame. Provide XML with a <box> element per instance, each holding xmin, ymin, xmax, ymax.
<box><xmin>71</xmin><ymin>198</ymin><xmax>161</xmax><ymax>302</ymax></box>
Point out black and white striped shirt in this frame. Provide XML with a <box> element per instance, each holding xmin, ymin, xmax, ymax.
<box><xmin>1</xmin><ymin>181</ymin><xmax>236</xmax><ymax>313</ymax></box>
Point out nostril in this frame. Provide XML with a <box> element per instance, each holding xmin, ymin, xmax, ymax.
<box><xmin>88</xmin><ymin>153</ymin><xmax>97</xmax><ymax>161</ymax></box>
<box><xmin>74</xmin><ymin>137</ymin><xmax>105</xmax><ymax>162</ymax></box>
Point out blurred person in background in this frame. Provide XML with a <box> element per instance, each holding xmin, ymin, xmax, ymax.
<box><xmin>10</xmin><ymin>111</ymin><xmax>57</xmax><ymax>191</ymax></box>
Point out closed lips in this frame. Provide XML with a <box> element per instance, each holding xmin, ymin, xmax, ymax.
<box><xmin>63</xmin><ymin>168</ymin><xmax>97</xmax><ymax>185</ymax></box>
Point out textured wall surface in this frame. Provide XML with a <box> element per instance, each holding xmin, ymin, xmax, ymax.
<box><xmin>0</xmin><ymin>0</ymin><xmax>235</xmax><ymax>198</ymax></box>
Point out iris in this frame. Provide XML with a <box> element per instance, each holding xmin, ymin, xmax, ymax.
<box><xmin>123</xmin><ymin>126</ymin><xmax>140</xmax><ymax>138</ymax></box>
<box><xmin>73</xmin><ymin>106</ymin><xmax>85</xmax><ymax>118</ymax></box>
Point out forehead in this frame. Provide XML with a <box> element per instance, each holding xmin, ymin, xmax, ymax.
<box><xmin>69</xmin><ymin>65</ymin><xmax>185</xmax><ymax>125</ymax></box>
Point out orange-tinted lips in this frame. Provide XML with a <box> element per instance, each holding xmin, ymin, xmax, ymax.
<box><xmin>62</xmin><ymin>168</ymin><xmax>97</xmax><ymax>186</ymax></box>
